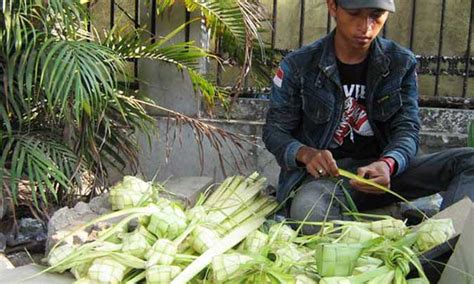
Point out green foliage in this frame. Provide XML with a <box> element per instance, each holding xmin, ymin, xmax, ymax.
<box><xmin>162</xmin><ymin>0</ymin><xmax>272</xmax><ymax>89</ymax></box>
<box><xmin>1</xmin><ymin>0</ymin><xmax>267</xmax><ymax>214</ymax></box>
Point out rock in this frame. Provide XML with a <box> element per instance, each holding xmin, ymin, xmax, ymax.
<box><xmin>6</xmin><ymin>252</ymin><xmax>43</xmax><ymax>267</ymax></box>
<box><xmin>0</xmin><ymin>190</ymin><xmax>4</xmax><ymax>220</ymax></box>
<box><xmin>161</xmin><ymin>176</ymin><xmax>213</xmax><ymax>207</ymax></box>
<box><xmin>12</xmin><ymin>218</ymin><xmax>47</xmax><ymax>246</ymax></box>
<box><xmin>45</xmin><ymin>195</ymin><xmax>113</xmax><ymax>254</ymax></box>
<box><xmin>0</xmin><ymin>189</ymin><xmax>9</xmax><ymax>220</ymax></box>
<box><xmin>89</xmin><ymin>193</ymin><xmax>111</xmax><ymax>214</ymax></box>
<box><xmin>45</xmin><ymin>206</ymin><xmax>99</xmax><ymax>254</ymax></box>
<box><xmin>73</xmin><ymin>202</ymin><xmax>92</xmax><ymax>215</ymax></box>
<box><xmin>0</xmin><ymin>233</ymin><xmax>5</xmax><ymax>253</ymax></box>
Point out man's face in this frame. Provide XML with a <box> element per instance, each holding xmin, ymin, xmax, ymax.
<box><xmin>328</xmin><ymin>1</ymin><xmax>389</xmax><ymax>50</ymax></box>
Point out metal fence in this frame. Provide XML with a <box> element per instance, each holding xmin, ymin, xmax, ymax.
<box><xmin>99</xmin><ymin>0</ymin><xmax>474</xmax><ymax>108</ymax></box>
<box><xmin>267</xmin><ymin>0</ymin><xmax>473</xmax><ymax>106</ymax></box>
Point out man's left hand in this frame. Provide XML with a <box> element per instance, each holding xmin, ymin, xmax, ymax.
<box><xmin>350</xmin><ymin>161</ymin><xmax>391</xmax><ymax>194</ymax></box>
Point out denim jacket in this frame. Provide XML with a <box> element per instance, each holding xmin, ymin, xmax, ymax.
<box><xmin>263</xmin><ymin>31</ymin><xmax>420</xmax><ymax>203</ymax></box>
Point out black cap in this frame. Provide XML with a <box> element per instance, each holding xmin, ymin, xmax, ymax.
<box><xmin>337</xmin><ymin>0</ymin><xmax>396</xmax><ymax>12</ymax></box>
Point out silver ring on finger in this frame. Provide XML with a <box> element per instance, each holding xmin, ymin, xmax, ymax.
<box><xmin>317</xmin><ymin>168</ymin><xmax>324</xmax><ymax>175</ymax></box>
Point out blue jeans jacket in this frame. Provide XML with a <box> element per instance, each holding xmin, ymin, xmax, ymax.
<box><xmin>263</xmin><ymin>31</ymin><xmax>421</xmax><ymax>203</ymax></box>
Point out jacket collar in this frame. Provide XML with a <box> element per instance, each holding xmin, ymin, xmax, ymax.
<box><xmin>318</xmin><ymin>30</ymin><xmax>391</xmax><ymax>84</ymax></box>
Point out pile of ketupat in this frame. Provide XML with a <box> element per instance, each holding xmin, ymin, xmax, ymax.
<box><xmin>43</xmin><ymin>172</ymin><xmax>455</xmax><ymax>284</ymax></box>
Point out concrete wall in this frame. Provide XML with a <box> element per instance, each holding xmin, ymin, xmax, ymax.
<box><xmin>135</xmin><ymin>98</ymin><xmax>474</xmax><ymax>187</ymax></box>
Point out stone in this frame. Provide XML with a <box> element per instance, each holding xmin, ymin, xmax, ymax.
<box><xmin>6</xmin><ymin>252</ymin><xmax>43</xmax><ymax>267</ymax></box>
<box><xmin>45</xmin><ymin>194</ymin><xmax>114</xmax><ymax>254</ymax></box>
<box><xmin>0</xmin><ymin>189</ymin><xmax>5</xmax><ymax>220</ymax></box>
<box><xmin>88</xmin><ymin>193</ymin><xmax>111</xmax><ymax>214</ymax></box>
<box><xmin>0</xmin><ymin>233</ymin><xmax>5</xmax><ymax>253</ymax></box>
<box><xmin>45</xmin><ymin>206</ymin><xmax>100</xmax><ymax>254</ymax></box>
<box><xmin>73</xmin><ymin>202</ymin><xmax>92</xmax><ymax>215</ymax></box>
<box><xmin>160</xmin><ymin>176</ymin><xmax>214</xmax><ymax>207</ymax></box>
<box><xmin>12</xmin><ymin>218</ymin><xmax>47</xmax><ymax>246</ymax></box>
<box><xmin>1</xmin><ymin>264</ymin><xmax>74</xmax><ymax>283</ymax></box>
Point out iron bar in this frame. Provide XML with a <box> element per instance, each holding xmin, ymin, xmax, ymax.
<box><xmin>134</xmin><ymin>0</ymin><xmax>139</xmax><ymax>28</ymax></box>
<box><xmin>87</xmin><ymin>2</ymin><xmax>91</xmax><ymax>33</ymax></box>
<box><xmin>409</xmin><ymin>0</ymin><xmax>417</xmax><ymax>50</ymax></box>
<box><xmin>114</xmin><ymin>2</ymin><xmax>139</xmax><ymax>26</ymax></box>
<box><xmin>134</xmin><ymin>0</ymin><xmax>139</xmax><ymax>79</ymax></box>
<box><xmin>185</xmin><ymin>9</ymin><xmax>191</xmax><ymax>43</ymax></box>
<box><xmin>271</xmin><ymin>0</ymin><xmax>277</xmax><ymax>49</ymax></box>
<box><xmin>151</xmin><ymin>0</ymin><xmax>157</xmax><ymax>43</ymax></box>
<box><xmin>434</xmin><ymin>0</ymin><xmax>447</xmax><ymax>97</ymax></box>
<box><xmin>462</xmin><ymin>0</ymin><xmax>474</xmax><ymax>97</ymax></box>
<box><xmin>299</xmin><ymin>0</ymin><xmax>305</xmax><ymax>47</ymax></box>
<box><xmin>110</xmin><ymin>0</ymin><xmax>115</xmax><ymax>30</ymax></box>
<box><xmin>216</xmin><ymin>36</ymin><xmax>222</xmax><ymax>86</ymax></box>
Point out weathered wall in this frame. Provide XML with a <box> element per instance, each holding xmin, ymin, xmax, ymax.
<box><xmin>135</xmin><ymin>99</ymin><xmax>474</xmax><ymax>186</ymax></box>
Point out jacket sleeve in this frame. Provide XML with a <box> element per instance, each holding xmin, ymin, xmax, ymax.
<box><xmin>381</xmin><ymin>56</ymin><xmax>421</xmax><ymax>175</ymax></box>
<box><xmin>262</xmin><ymin>58</ymin><xmax>305</xmax><ymax>170</ymax></box>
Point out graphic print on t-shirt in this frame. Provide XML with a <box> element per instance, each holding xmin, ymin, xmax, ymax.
<box><xmin>333</xmin><ymin>83</ymin><xmax>374</xmax><ymax>145</ymax></box>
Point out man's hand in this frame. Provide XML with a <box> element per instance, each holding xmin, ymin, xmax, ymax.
<box><xmin>296</xmin><ymin>146</ymin><xmax>339</xmax><ymax>178</ymax></box>
<box><xmin>350</xmin><ymin>160</ymin><xmax>391</xmax><ymax>194</ymax></box>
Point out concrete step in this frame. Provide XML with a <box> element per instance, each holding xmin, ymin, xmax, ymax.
<box><xmin>1</xmin><ymin>264</ymin><xmax>73</xmax><ymax>283</ymax></box>
<box><xmin>0</xmin><ymin>253</ymin><xmax>14</xmax><ymax>271</ymax></box>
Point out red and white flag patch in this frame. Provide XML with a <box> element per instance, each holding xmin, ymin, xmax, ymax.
<box><xmin>273</xmin><ymin>67</ymin><xmax>284</xmax><ymax>88</ymax></box>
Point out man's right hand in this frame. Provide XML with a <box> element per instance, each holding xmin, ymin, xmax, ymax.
<box><xmin>296</xmin><ymin>146</ymin><xmax>339</xmax><ymax>178</ymax></box>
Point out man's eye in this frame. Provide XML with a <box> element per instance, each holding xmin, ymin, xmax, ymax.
<box><xmin>371</xmin><ymin>11</ymin><xmax>385</xmax><ymax>18</ymax></box>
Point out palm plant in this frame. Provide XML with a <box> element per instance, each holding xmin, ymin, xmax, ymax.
<box><xmin>156</xmin><ymin>0</ymin><xmax>273</xmax><ymax>91</ymax></box>
<box><xmin>0</xmin><ymin>0</ymin><xmax>269</xmax><ymax>217</ymax></box>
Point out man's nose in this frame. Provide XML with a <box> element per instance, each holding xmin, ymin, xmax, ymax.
<box><xmin>359</xmin><ymin>16</ymin><xmax>375</xmax><ymax>33</ymax></box>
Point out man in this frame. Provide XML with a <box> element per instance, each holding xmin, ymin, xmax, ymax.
<box><xmin>263</xmin><ymin>0</ymin><xmax>474</xmax><ymax>233</ymax></box>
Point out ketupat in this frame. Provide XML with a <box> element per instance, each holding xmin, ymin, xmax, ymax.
<box><xmin>191</xmin><ymin>225</ymin><xmax>221</xmax><ymax>254</ymax></box>
<box><xmin>415</xmin><ymin>218</ymin><xmax>455</xmax><ymax>252</ymax></box>
<box><xmin>269</xmin><ymin>223</ymin><xmax>297</xmax><ymax>243</ymax></box>
<box><xmin>211</xmin><ymin>253</ymin><xmax>253</xmax><ymax>282</ymax></box>
<box><xmin>121</xmin><ymin>230</ymin><xmax>150</xmax><ymax>258</ymax></box>
<box><xmin>146</xmin><ymin>265</ymin><xmax>181</xmax><ymax>284</ymax></box>
<box><xmin>145</xmin><ymin>239</ymin><xmax>178</xmax><ymax>267</ymax></box>
<box><xmin>147</xmin><ymin>211</ymin><xmax>187</xmax><ymax>240</ymax></box>
<box><xmin>109</xmin><ymin>176</ymin><xmax>152</xmax><ymax>210</ymax></box>
<box><xmin>47</xmin><ymin>243</ymin><xmax>76</xmax><ymax>270</ymax></box>
<box><xmin>44</xmin><ymin>172</ymin><xmax>455</xmax><ymax>284</ymax></box>
<box><xmin>87</xmin><ymin>257</ymin><xmax>127</xmax><ymax>284</ymax></box>
<box><xmin>273</xmin><ymin>242</ymin><xmax>314</xmax><ymax>269</ymax></box>
<box><xmin>339</xmin><ymin>225</ymin><xmax>380</xmax><ymax>244</ymax></box>
<box><xmin>369</xmin><ymin>218</ymin><xmax>408</xmax><ymax>239</ymax></box>
<box><xmin>315</xmin><ymin>243</ymin><xmax>364</xmax><ymax>277</ymax></box>
<box><xmin>240</xmin><ymin>229</ymin><xmax>269</xmax><ymax>254</ymax></box>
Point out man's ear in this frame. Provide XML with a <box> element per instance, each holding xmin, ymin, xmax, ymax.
<box><xmin>327</xmin><ymin>0</ymin><xmax>337</xmax><ymax>18</ymax></box>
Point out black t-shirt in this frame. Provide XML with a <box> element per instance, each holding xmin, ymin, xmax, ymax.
<box><xmin>330</xmin><ymin>57</ymin><xmax>381</xmax><ymax>159</ymax></box>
